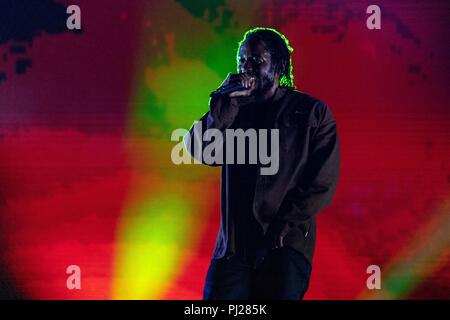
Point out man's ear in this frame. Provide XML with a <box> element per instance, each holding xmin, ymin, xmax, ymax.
<box><xmin>275</xmin><ymin>65</ymin><xmax>283</xmax><ymax>80</ymax></box>
<box><xmin>281</xmin><ymin>61</ymin><xmax>287</xmax><ymax>73</ymax></box>
<box><xmin>274</xmin><ymin>62</ymin><xmax>285</xmax><ymax>79</ymax></box>
<box><xmin>275</xmin><ymin>72</ymin><xmax>280</xmax><ymax>82</ymax></box>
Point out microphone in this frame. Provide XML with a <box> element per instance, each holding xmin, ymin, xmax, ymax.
<box><xmin>210</xmin><ymin>81</ymin><xmax>245</xmax><ymax>97</ymax></box>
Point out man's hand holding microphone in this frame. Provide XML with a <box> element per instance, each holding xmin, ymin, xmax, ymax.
<box><xmin>210</xmin><ymin>73</ymin><xmax>258</xmax><ymax>98</ymax></box>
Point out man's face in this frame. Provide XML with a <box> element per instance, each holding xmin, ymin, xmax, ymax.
<box><xmin>237</xmin><ymin>39</ymin><xmax>278</xmax><ymax>94</ymax></box>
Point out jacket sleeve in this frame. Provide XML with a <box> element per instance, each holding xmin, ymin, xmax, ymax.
<box><xmin>277</xmin><ymin>105</ymin><xmax>340</xmax><ymax>224</ymax></box>
<box><xmin>183</xmin><ymin>95</ymin><xmax>253</xmax><ymax>166</ymax></box>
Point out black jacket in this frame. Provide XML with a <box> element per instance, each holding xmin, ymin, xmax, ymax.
<box><xmin>185</xmin><ymin>87</ymin><xmax>340</xmax><ymax>264</ymax></box>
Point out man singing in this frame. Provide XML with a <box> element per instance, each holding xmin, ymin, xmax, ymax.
<box><xmin>185</xmin><ymin>27</ymin><xmax>340</xmax><ymax>300</ymax></box>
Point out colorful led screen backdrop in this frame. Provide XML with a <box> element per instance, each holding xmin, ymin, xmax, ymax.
<box><xmin>0</xmin><ymin>0</ymin><xmax>449</xmax><ymax>299</ymax></box>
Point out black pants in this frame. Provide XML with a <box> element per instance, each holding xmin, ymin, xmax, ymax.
<box><xmin>203</xmin><ymin>247</ymin><xmax>312</xmax><ymax>300</ymax></box>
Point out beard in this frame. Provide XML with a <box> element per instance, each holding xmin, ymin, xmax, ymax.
<box><xmin>254</xmin><ymin>72</ymin><xmax>276</xmax><ymax>96</ymax></box>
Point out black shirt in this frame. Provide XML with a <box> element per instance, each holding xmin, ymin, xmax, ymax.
<box><xmin>225</xmin><ymin>99</ymin><xmax>277</xmax><ymax>264</ymax></box>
